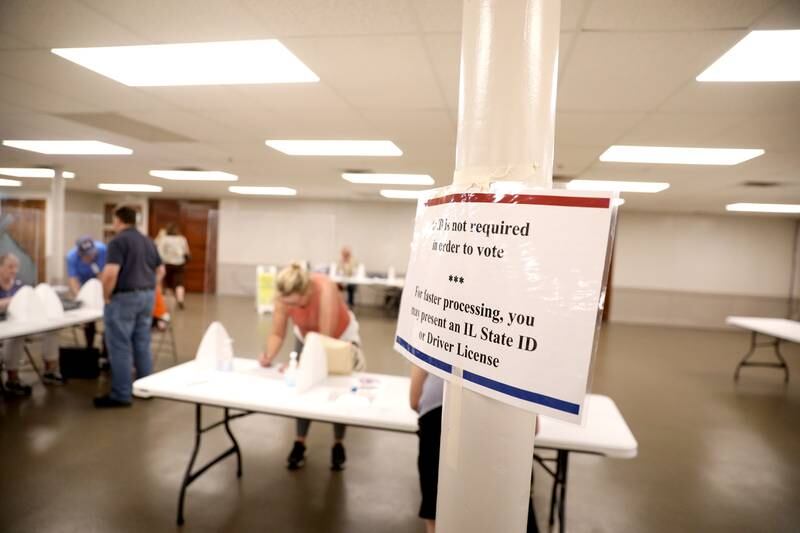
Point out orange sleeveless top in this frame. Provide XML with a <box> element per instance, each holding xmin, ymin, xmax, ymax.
<box><xmin>286</xmin><ymin>273</ymin><xmax>350</xmax><ymax>339</ymax></box>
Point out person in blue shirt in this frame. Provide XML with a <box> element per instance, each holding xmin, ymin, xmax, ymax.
<box><xmin>66</xmin><ymin>236</ymin><xmax>106</xmax><ymax>348</ymax></box>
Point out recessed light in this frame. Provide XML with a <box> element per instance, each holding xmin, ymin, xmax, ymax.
<box><xmin>726</xmin><ymin>203</ymin><xmax>800</xmax><ymax>214</ymax></box>
<box><xmin>52</xmin><ymin>39</ymin><xmax>319</xmax><ymax>87</ymax></box>
<box><xmin>567</xmin><ymin>180</ymin><xmax>669</xmax><ymax>193</ymax></box>
<box><xmin>697</xmin><ymin>30</ymin><xmax>800</xmax><ymax>82</ymax></box>
<box><xmin>599</xmin><ymin>145</ymin><xmax>763</xmax><ymax>165</ymax></box>
<box><xmin>380</xmin><ymin>189</ymin><xmax>427</xmax><ymax>200</ymax></box>
<box><xmin>62</xmin><ymin>171</ymin><xmax>76</xmax><ymax>179</ymax></box>
<box><xmin>342</xmin><ymin>173</ymin><xmax>434</xmax><ymax>185</ymax></box>
<box><xmin>228</xmin><ymin>186</ymin><xmax>297</xmax><ymax>196</ymax></box>
<box><xmin>98</xmin><ymin>183</ymin><xmax>162</xmax><ymax>193</ymax></box>
<box><xmin>0</xmin><ymin>168</ymin><xmax>55</xmax><ymax>178</ymax></box>
<box><xmin>149</xmin><ymin>170</ymin><xmax>238</xmax><ymax>181</ymax></box>
<box><xmin>266</xmin><ymin>140</ymin><xmax>402</xmax><ymax>157</ymax></box>
<box><xmin>2</xmin><ymin>140</ymin><xmax>132</xmax><ymax>155</ymax></box>
<box><xmin>0</xmin><ymin>179</ymin><xmax>22</xmax><ymax>187</ymax></box>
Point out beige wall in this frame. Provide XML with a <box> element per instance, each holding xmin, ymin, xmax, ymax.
<box><xmin>217</xmin><ymin>197</ymin><xmax>416</xmax><ymax>296</ymax></box>
<box><xmin>610</xmin><ymin>211</ymin><xmax>795</xmax><ymax>328</ymax></box>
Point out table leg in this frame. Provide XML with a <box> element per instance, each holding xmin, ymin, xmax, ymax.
<box><xmin>23</xmin><ymin>344</ymin><xmax>44</xmax><ymax>382</ymax></box>
<box><xmin>556</xmin><ymin>451</ymin><xmax>569</xmax><ymax>533</ymax></box>
<box><xmin>176</xmin><ymin>404</ymin><xmax>250</xmax><ymax>526</ymax></box>
<box><xmin>734</xmin><ymin>332</ymin><xmax>790</xmax><ymax>382</ymax></box>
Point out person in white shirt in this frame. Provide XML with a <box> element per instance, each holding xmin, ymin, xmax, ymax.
<box><xmin>156</xmin><ymin>223</ymin><xmax>190</xmax><ymax>310</ymax></box>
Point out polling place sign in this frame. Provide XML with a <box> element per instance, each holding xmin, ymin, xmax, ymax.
<box><xmin>394</xmin><ymin>186</ymin><xmax>616</xmax><ymax>423</ymax></box>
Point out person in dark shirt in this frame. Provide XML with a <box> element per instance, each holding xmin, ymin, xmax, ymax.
<box><xmin>94</xmin><ymin>206</ymin><xmax>164</xmax><ymax>408</ymax></box>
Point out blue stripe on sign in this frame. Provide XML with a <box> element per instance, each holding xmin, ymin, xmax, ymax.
<box><xmin>462</xmin><ymin>370</ymin><xmax>581</xmax><ymax>415</ymax></box>
<box><xmin>395</xmin><ymin>336</ymin><xmax>453</xmax><ymax>374</ymax></box>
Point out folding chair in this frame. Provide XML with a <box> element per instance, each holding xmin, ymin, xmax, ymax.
<box><xmin>152</xmin><ymin>316</ymin><xmax>178</xmax><ymax>366</ymax></box>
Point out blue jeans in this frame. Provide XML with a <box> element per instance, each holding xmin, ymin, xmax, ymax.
<box><xmin>104</xmin><ymin>290</ymin><xmax>154</xmax><ymax>402</ymax></box>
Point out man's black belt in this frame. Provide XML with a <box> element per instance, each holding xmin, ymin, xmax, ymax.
<box><xmin>113</xmin><ymin>287</ymin><xmax>155</xmax><ymax>294</ymax></box>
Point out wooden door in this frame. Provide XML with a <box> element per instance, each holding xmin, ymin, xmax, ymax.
<box><xmin>148</xmin><ymin>199</ymin><xmax>218</xmax><ymax>293</ymax></box>
<box><xmin>0</xmin><ymin>199</ymin><xmax>46</xmax><ymax>283</ymax></box>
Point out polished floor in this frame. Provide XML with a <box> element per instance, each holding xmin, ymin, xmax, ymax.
<box><xmin>1</xmin><ymin>294</ymin><xmax>798</xmax><ymax>532</ymax></box>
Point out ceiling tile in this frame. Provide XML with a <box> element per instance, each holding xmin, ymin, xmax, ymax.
<box><xmin>0</xmin><ymin>50</ymin><xmax>174</xmax><ymax>112</ymax></box>
<box><xmin>0</xmin><ymin>0</ymin><xmax>145</xmax><ymax>48</ymax></box>
<box><xmin>81</xmin><ymin>0</ymin><xmax>267</xmax><ymax>43</ymax></box>
<box><xmin>241</xmin><ymin>0</ymin><xmax>418</xmax><ymax>36</ymax></box>
<box><xmin>617</xmin><ymin>113</ymin><xmax>748</xmax><ymax>146</ymax></box>
<box><xmin>558</xmin><ymin>30</ymin><xmax>746</xmax><ymax>111</ymax></box>
<box><xmin>410</xmin><ymin>0</ymin><xmax>462</xmax><ymax>33</ymax></box>
<box><xmin>555</xmin><ymin>112</ymin><xmax>645</xmax><ymax>146</ymax></box>
<box><xmin>0</xmin><ymin>74</ymin><xmax>98</xmax><ymax>113</ymax></box>
<box><xmin>661</xmin><ymin>82</ymin><xmax>800</xmax><ymax>114</ymax></box>
<box><xmin>751</xmin><ymin>0</ymin><xmax>800</xmax><ymax>29</ymax></box>
<box><xmin>285</xmin><ymin>35</ymin><xmax>444</xmax><ymax>110</ymax></box>
<box><xmin>583</xmin><ymin>0</ymin><xmax>777</xmax><ymax>31</ymax></box>
<box><xmin>553</xmin><ymin>145</ymin><xmax>605</xmax><ymax>176</ymax></box>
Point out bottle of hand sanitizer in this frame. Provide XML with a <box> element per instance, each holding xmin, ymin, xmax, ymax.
<box><xmin>285</xmin><ymin>351</ymin><xmax>298</xmax><ymax>387</ymax></box>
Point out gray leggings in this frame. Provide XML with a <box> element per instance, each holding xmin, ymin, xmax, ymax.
<box><xmin>296</xmin><ymin>418</ymin><xmax>347</xmax><ymax>440</ymax></box>
<box><xmin>293</xmin><ymin>336</ymin><xmax>347</xmax><ymax>441</ymax></box>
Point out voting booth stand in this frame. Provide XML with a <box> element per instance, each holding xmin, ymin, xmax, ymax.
<box><xmin>391</xmin><ymin>1</ymin><xmax>617</xmax><ymax>532</ymax></box>
<box><xmin>255</xmin><ymin>265</ymin><xmax>277</xmax><ymax>314</ymax></box>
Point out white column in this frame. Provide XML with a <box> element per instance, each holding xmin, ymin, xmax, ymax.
<box><xmin>50</xmin><ymin>167</ymin><xmax>66</xmax><ymax>283</ymax></box>
<box><xmin>436</xmin><ymin>1</ymin><xmax>561</xmax><ymax>532</ymax></box>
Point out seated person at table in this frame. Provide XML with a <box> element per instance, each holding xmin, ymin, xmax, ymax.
<box><xmin>0</xmin><ymin>253</ymin><xmax>64</xmax><ymax>397</ymax></box>
<box><xmin>259</xmin><ymin>262</ymin><xmax>365</xmax><ymax>471</ymax></box>
<box><xmin>66</xmin><ymin>236</ymin><xmax>106</xmax><ymax>348</ymax></box>
<box><xmin>410</xmin><ymin>366</ymin><xmax>539</xmax><ymax>533</ymax></box>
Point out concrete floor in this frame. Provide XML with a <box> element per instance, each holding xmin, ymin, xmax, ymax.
<box><xmin>1</xmin><ymin>294</ymin><xmax>799</xmax><ymax>532</ymax></box>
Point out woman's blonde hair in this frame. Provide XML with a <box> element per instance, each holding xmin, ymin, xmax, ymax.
<box><xmin>276</xmin><ymin>262</ymin><xmax>311</xmax><ymax>296</ymax></box>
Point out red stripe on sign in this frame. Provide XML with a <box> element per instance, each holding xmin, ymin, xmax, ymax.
<box><xmin>425</xmin><ymin>193</ymin><xmax>610</xmax><ymax>209</ymax></box>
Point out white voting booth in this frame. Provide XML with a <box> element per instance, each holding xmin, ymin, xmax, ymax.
<box><xmin>194</xmin><ymin>322</ymin><xmax>353</xmax><ymax>393</ymax></box>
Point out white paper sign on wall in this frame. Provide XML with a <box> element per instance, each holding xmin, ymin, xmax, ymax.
<box><xmin>394</xmin><ymin>185</ymin><xmax>617</xmax><ymax>423</ymax></box>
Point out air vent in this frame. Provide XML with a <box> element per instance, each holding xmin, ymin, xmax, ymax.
<box><xmin>54</xmin><ymin>112</ymin><xmax>193</xmax><ymax>142</ymax></box>
<box><xmin>742</xmin><ymin>180</ymin><xmax>781</xmax><ymax>188</ymax></box>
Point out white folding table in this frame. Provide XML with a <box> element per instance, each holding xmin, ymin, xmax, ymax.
<box><xmin>0</xmin><ymin>308</ymin><xmax>103</xmax><ymax>341</ymax></box>
<box><xmin>726</xmin><ymin>316</ymin><xmax>800</xmax><ymax>382</ymax></box>
<box><xmin>0</xmin><ymin>308</ymin><xmax>103</xmax><ymax>384</ymax></box>
<box><xmin>133</xmin><ymin>358</ymin><xmax>637</xmax><ymax>530</ymax></box>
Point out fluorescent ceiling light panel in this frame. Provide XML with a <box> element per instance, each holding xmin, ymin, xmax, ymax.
<box><xmin>0</xmin><ymin>179</ymin><xmax>22</xmax><ymax>187</ymax></box>
<box><xmin>599</xmin><ymin>145</ymin><xmax>763</xmax><ymax>166</ymax></box>
<box><xmin>2</xmin><ymin>140</ymin><xmax>132</xmax><ymax>155</ymax></box>
<box><xmin>726</xmin><ymin>203</ymin><xmax>800</xmax><ymax>214</ymax></box>
<box><xmin>98</xmin><ymin>183</ymin><xmax>162</xmax><ymax>193</ymax></box>
<box><xmin>697</xmin><ymin>30</ymin><xmax>800</xmax><ymax>82</ymax></box>
<box><xmin>51</xmin><ymin>39</ymin><xmax>319</xmax><ymax>87</ymax></box>
<box><xmin>0</xmin><ymin>168</ymin><xmax>76</xmax><ymax>179</ymax></box>
<box><xmin>380</xmin><ymin>189</ymin><xmax>427</xmax><ymax>200</ymax></box>
<box><xmin>567</xmin><ymin>180</ymin><xmax>669</xmax><ymax>193</ymax></box>
<box><xmin>342</xmin><ymin>173</ymin><xmax>434</xmax><ymax>185</ymax></box>
<box><xmin>266</xmin><ymin>140</ymin><xmax>402</xmax><ymax>157</ymax></box>
<box><xmin>149</xmin><ymin>170</ymin><xmax>238</xmax><ymax>181</ymax></box>
<box><xmin>0</xmin><ymin>168</ymin><xmax>55</xmax><ymax>178</ymax></box>
<box><xmin>228</xmin><ymin>186</ymin><xmax>297</xmax><ymax>196</ymax></box>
